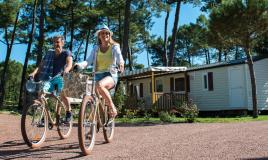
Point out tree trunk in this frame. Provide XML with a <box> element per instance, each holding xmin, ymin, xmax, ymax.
<box><xmin>207</xmin><ymin>49</ymin><xmax>210</xmax><ymax>64</ymax></box>
<box><xmin>69</xmin><ymin>2</ymin><xmax>74</xmax><ymax>52</ymax></box>
<box><xmin>84</xmin><ymin>28</ymin><xmax>91</xmax><ymax>60</ymax></box>
<box><xmin>0</xmin><ymin>11</ymin><xmax>19</xmax><ymax>108</ymax></box>
<box><xmin>118</xmin><ymin>9</ymin><xmax>122</xmax><ymax>47</ymax></box>
<box><xmin>235</xmin><ymin>46</ymin><xmax>239</xmax><ymax>60</ymax></box>
<box><xmin>128</xmin><ymin>46</ymin><xmax>133</xmax><ymax>71</ymax></box>
<box><xmin>122</xmin><ymin>0</ymin><xmax>131</xmax><ymax>62</ymax></box>
<box><xmin>218</xmin><ymin>48</ymin><xmax>222</xmax><ymax>62</ymax></box>
<box><xmin>74</xmin><ymin>39</ymin><xmax>84</xmax><ymax>62</ymax></box>
<box><xmin>205</xmin><ymin>51</ymin><xmax>208</xmax><ymax>64</ymax></box>
<box><xmin>246</xmin><ymin>49</ymin><xmax>258</xmax><ymax>118</ymax></box>
<box><xmin>18</xmin><ymin>0</ymin><xmax>38</xmax><ymax>110</ymax></box>
<box><xmin>168</xmin><ymin>0</ymin><xmax>181</xmax><ymax>66</ymax></box>
<box><xmin>36</xmin><ymin>0</ymin><xmax>45</xmax><ymax>67</ymax></box>
<box><xmin>163</xmin><ymin>6</ymin><xmax>170</xmax><ymax>66</ymax></box>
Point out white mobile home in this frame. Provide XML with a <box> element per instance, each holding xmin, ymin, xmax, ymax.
<box><xmin>120</xmin><ymin>57</ymin><xmax>268</xmax><ymax>111</ymax></box>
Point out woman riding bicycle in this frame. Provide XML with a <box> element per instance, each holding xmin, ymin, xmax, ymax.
<box><xmin>75</xmin><ymin>24</ymin><xmax>124</xmax><ymax>119</ymax></box>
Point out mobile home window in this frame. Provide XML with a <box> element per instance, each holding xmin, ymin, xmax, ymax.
<box><xmin>140</xmin><ymin>83</ymin><xmax>143</xmax><ymax>98</ymax></box>
<box><xmin>203</xmin><ymin>74</ymin><xmax>207</xmax><ymax>89</ymax></box>
<box><xmin>130</xmin><ymin>84</ymin><xmax>134</xmax><ymax>96</ymax></box>
<box><xmin>156</xmin><ymin>80</ymin><xmax>163</xmax><ymax>92</ymax></box>
<box><xmin>203</xmin><ymin>72</ymin><xmax>213</xmax><ymax>91</ymax></box>
<box><xmin>175</xmin><ymin>78</ymin><xmax>185</xmax><ymax>92</ymax></box>
<box><xmin>170</xmin><ymin>77</ymin><xmax>174</xmax><ymax>92</ymax></box>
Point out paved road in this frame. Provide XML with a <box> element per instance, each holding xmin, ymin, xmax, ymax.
<box><xmin>1</xmin><ymin>113</ymin><xmax>268</xmax><ymax>160</ymax></box>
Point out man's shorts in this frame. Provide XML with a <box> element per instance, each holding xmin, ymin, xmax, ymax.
<box><xmin>43</xmin><ymin>76</ymin><xmax>64</xmax><ymax>95</ymax></box>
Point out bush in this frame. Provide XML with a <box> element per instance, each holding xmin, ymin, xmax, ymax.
<box><xmin>159</xmin><ymin>111</ymin><xmax>174</xmax><ymax>123</ymax></box>
<box><xmin>113</xmin><ymin>82</ymin><xmax>126</xmax><ymax>115</ymax></box>
<box><xmin>124</xmin><ymin>109</ymin><xmax>138</xmax><ymax>119</ymax></box>
<box><xmin>176</xmin><ymin>100</ymin><xmax>199</xmax><ymax>123</ymax></box>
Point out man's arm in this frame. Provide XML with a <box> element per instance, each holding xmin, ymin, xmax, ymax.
<box><xmin>29</xmin><ymin>61</ymin><xmax>43</xmax><ymax>78</ymax></box>
<box><xmin>64</xmin><ymin>56</ymin><xmax>73</xmax><ymax>73</ymax></box>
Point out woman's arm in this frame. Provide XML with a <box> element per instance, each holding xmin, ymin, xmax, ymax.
<box><xmin>113</xmin><ymin>45</ymin><xmax>124</xmax><ymax>73</ymax></box>
<box><xmin>76</xmin><ymin>46</ymin><xmax>97</xmax><ymax>69</ymax></box>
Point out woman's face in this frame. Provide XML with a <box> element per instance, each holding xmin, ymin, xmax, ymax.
<box><xmin>99</xmin><ymin>30</ymin><xmax>110</xmax><ymax>44</ymax></box>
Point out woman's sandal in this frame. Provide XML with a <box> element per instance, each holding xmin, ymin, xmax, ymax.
<box><xmin>107</xmin><ymin>105</ymin><xmax>117</xmax><ymax>124</ymax></box>
<box><xmin>108</xmin><ymin>108</ymin><xmax>117</xmax><ymax>118</ymax></box>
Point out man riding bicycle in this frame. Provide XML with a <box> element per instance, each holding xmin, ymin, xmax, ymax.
<box><xmin>29</xmin><ymin>35</ymin><xmax>73</xmax><ymax>122</ymax></box>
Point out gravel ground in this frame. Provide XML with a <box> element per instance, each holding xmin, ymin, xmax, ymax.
<box><xmin>1</xmin><ymin>113</ymin><xmax>268</xmax><ymax>160</ymax></box>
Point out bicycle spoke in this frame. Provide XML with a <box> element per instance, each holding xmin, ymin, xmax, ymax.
<box><xmin>21</xmin><ymin>103</ymin><xmax>47</xmax><ymax>148</ymax></box>
<box><xmin>56</xmin><ymin>99</ymin><xmax>72</xmax><ymax>139</ymax></box>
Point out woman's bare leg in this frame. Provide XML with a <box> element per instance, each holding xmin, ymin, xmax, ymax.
<box><xmin>96</xmin><ymin>76</ymin><xmax>117</xmax><ymax>116</ymax></box>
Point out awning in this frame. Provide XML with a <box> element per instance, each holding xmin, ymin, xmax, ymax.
<box><xmin>120</xmin><ymin>66</ymin><xmax>187</xmax><ymax>80</ymax></box>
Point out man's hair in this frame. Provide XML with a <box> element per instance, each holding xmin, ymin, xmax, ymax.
<box><xmin>53</xmin><ymin>35</ymin><xmax>65</xmax><ymax>42</ymax></box>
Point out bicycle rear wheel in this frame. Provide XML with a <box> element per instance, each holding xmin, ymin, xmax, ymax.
<box><xmin>78</xmin><ymin>96</ymin><xmax>96</xmax><ymax>155</ymax></box>
<box><xmin>56</xmin><ymin>99</ymin><xmax>73</xmax><ymax>139</ymax></box>
<box><xmin>103</xmin><ymin>105</ymin><xmax>115</xmax><ymax>143</ymax></box>
<box><xmin>21</xmin><ymin>101</ymin><xmax>48</xmax><ymax>148</ymax></box>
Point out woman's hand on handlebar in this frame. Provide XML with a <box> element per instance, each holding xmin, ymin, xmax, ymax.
<box><xmin>118</xmin><ymin>63</ymin><xmax>124</xmax><ymax>73</ymax></box>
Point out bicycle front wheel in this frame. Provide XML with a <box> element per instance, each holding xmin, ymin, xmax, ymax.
<box><xmin>21</xmin><ymin>101</ymin><xmax>48</xmax><ymax>148</ymax></box>
<box><xmin>78</xmin><ymin>95</ymin><xmax>96</xmax><ymax>155</ymax></box>
<box><xmin>56</xmin><ymin>99</ymin><xmax>73</xmax><ymax>139</ymax></box>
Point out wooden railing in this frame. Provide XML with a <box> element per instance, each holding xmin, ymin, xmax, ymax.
<box><xmin>154</xmin><ymin>92</ymin><xmax>186</xmax><ymax>110</ymax></box>
<box><xmin>124</xmin><ymin>92</ymin><xmax>187</xmax><ymax>111</ymax></box>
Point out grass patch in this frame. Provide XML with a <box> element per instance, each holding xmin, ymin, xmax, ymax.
<box><xmin>116</xmin><ymin>115</ymin><xmax>268</xmax><ymax>124</ymax></box>
<box><xmin>2</xmin><ymin>108</ymin><xmax>268</xmax><ymax>124</ymax></box>
<box><xmin>196</xmin><ymin>115</ymin><xmax>268</xmax><ymax>123</ymax></box>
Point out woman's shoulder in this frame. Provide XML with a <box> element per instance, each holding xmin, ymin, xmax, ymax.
<box><xmin>92</xmin><ymin>45</ymin><xmax>99</xmax><ymax>51</ymax></box>
<box><xmin>112</xmin><ymin>43</ymin><xmax>120</xmax><ymax>50</ymax></box>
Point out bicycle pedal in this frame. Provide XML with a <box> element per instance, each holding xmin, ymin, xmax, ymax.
<box><xmin>106</xmin><ymin>118</ymin><xmax>114</xmax><ymax>125</ymax></box>
<box><xmin>48</xmin><ymin>123</ymin><xmax>54</xmax><ymax>130</ymax></box>
<box><xmin>96</xmin><ymin>125</ymin><xmax>100</xmax><ymax>133</ymax></box>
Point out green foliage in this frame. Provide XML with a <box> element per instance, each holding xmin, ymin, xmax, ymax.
<box><xmin>176</xmin><ymin>101</ymin><xmax>199</xmax><ymax>123</ymax></box>
<box><xmin>0</xmin><ymin>61</ymin><xmax>23</xmax><ymax>106</ymax></box>
<box><xmin>209</xmin><ymin>0</ymin><xmax>268</xmax><ymax>50</ymax></box>
<box><xmin>124</xmin><ymin>109</ymin><xmax>138</xmax><ymax>119</ymax></box>
<box><xmin>0</xmin><ymin>0</ymin><xmax>20</xmax><ymax>28</ymax></box>
<box><xmin>113</xmin><ymin>82</ymin><xmax>126</xmax><ymax>115</ymax></box>
<box><xmin>159</xmin><ymin>111</ymin><xmax>175</xmax><ymax>122</ymax></box>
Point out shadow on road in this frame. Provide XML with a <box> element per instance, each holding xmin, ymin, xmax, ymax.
<box><xmin>115</xmin><ymin>121</ymin><xmax>186</xmax><ymax>127</ymax></box>
<box><xmin>0</xmin><ymin>136</ymin><xmax>111</xmax><ymax>160</ymax></box>
<box><xmin>0</xmin><ymin>139</ymin><xmax>84</xmax><ymax>160</ymax></box>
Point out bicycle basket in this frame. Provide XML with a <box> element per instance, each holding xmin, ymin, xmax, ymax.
<box><xmin>25</xmin><ymin>80</ymin><xmax>43</xmax><ymax>93</ymax></box>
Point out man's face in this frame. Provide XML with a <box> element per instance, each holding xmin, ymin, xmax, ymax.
<box><xmin>53</xmin><ymin>38</ymin><xmax>64</xmax><ymax>51</ymax></box>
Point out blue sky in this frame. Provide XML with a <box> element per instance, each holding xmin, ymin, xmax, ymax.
<box><xmin>0</xmin><ymin>3</ymin><xmax>203</xmax><ymax>67</ymax></box>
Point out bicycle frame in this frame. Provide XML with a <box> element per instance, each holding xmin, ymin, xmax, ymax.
<box><xmin>38</xmin><ymin>92</ymin><xmax>66</xmax><ymax>127</ymax></box>
<box><xmin>29</xmin><ymin>74</ymin><xmax>67</xmax><ymax>127</ymax></box>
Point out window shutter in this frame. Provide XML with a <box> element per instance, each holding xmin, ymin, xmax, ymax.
<box><xmin>140</xmin><ymin>83</ymin><xmax>143</xmax><ymax>98</ymax></box>
<box><xmin>170</xmin><ymin>77</ymin><xmax>174</xmax><ymax>92</ymax></box>
<box><xmin>130</xmin><ymin>84</ymin><xmax>133</xmax><ymax>96</ymax></box>
<box><xmin>208</xmin><ymin>72</ymin><xmax>214</xmax><ymax>91</ymax></box>
<box><xmin>187</xmin><ymin>75</ymin><xmax>190</xmax><ymax>92</ymax></box>
<box><xmin>150</xmin><ymin>82</ymin><xmax>152</xmax><ymax>93</ymax></box>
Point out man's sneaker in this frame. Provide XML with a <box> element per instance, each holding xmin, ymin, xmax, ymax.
<box><xmin>37</xmin><ymin>118</ymin><xmax>45</xmax><ymax>127</ymax></box>
<box><xmin>65</xmin><ymin>111</ymin><xmax>72</xmax><ymax>123</ymax></box>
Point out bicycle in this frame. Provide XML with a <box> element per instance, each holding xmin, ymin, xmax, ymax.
<box><xmin>21</xmin><ymin>74</ymin><xmax>73</xmax><ymax>148</ymax></box>
<box><xmin>77</xmin><ymin>70</ymin><xmax>115</xmax><ymax>155</ymax></box>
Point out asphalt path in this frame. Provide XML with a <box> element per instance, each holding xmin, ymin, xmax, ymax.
<box><xmin>1</xmin><ymin>113</ymin><xmax>268</xmax><ymax>160</ymax></box>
